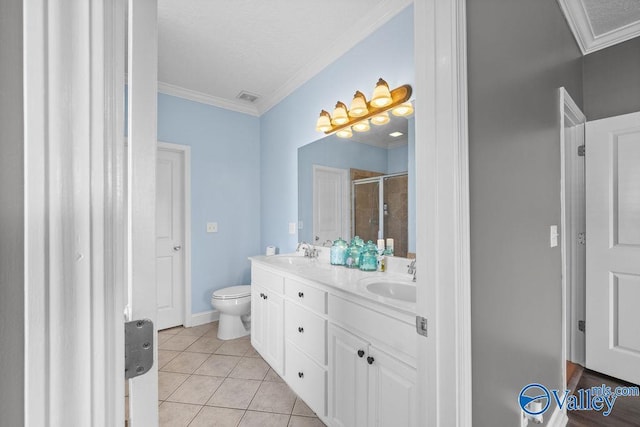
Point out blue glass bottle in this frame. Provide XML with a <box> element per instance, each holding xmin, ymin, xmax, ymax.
<box><xmin>359</xmin><ymin>240</ymin><xmax>379</xmax><ymax>271</ymax></box>
<box><xmin>330</xmin><ymin>237</ymin><xmax>348</xmax><ymax>265</ymax></box>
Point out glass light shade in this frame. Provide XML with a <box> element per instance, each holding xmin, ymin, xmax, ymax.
<box><xmin>349</xmin><ymin>91</ymin><xmax>368</xmax><ymax>117</ymax></box>
<box><xmin>315</xmin><ymin>110</ymin><xmax>332</xmax><ymax>132</ymax></box>
<box><xmin>371</xmin><ymin>111</ymin><xmax>390</xmax><ymax>125</ymax></box>
<box><xmin>352</xmin><ymin>120</ymin><xmax>370</xmax><ymax>132</ymax></box>
<box><xmin>336</xmin><ymin>127</ymin><xmax>353</xmax><ymax>138</ymax></box>
<box><xmin>391</xmin><ymin>101</ymin><xmax>414</xmax><ymax>117</ymax></box>
<box><xmin>370</xmin><ymin>78</ymin><xmax>392</xmax><ymax>108</ymax></box>
<box><xmin>331</xmin><ymin>102</ymin><xmax>349</xmax><ymax>125</ymax></box>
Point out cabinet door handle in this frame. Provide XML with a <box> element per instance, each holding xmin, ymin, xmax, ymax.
<box><xmin>357</xmin><ymin>350</ymin><xmax>365</xmax><ymax>358</ymax></box>
<box><xmin>298</xmin><ymin>327</ymin><xmax>304</xmax><ymax>333</ymax></box>
<box><xmin>367</xmin><ymin>356</ymin><xmax>375</xmax><ymax>365</ymax></box>
<box><xmin>298</xmin><ymin>292</ymin><xmax>304</xmax><ymax>298</ymax></box>
<box><xmin>298</xmin><ymin>372</ymin><xmax>304</xmax><ymax>378</ymax></box>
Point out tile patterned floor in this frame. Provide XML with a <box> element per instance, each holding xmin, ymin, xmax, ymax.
<box><xmin>153</xmin><ymin>321</ymin><xmax>326</xmax><ymax>427</ymax></box>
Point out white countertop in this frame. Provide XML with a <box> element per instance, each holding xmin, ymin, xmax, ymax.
<box><xmin>249</xmin><ymin>253</ymin><xmax>417</xmax><ymax>315</ymax></box>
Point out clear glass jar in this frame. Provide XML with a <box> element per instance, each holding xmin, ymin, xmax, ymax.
<box><xmin>345</xmin><ymin>239</ymin><xmax>362</xmax><ymax>268</ymax></box>
<box><xmin>330</xmin><ymin>237</ymin><xmax>348</xmax><ymax>265</ymax></box>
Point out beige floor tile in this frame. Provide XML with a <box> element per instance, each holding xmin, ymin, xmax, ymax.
<box><xmin>292</xmin><ymin>398</ymin><xmax>315</xmax><ymax>417</ymax></box>
<box><xmin>248</xmin><ymin>381</ymin><xmax>296</xmax><ymax>414</ymax></box>
<box><xmin>161</xmin><ymin>351</ymin><xmax>210</xmax><ymax>374</ymax></box>
<box><xmin>159</xmin><ymin>371</ymin><xmax>190</xmax><ymax>400</ymax></box>
<box><xmin>158</xmin><ymin>401</ymin><xmax>201</xmax><ymax>427</ymax></box>
<box><xmin>159</xmin><ymin>335</ymin><xmax>199</xmax><ymax>351</ymax></box>
<box><xmin>202</xmin><ymin>324</ymin><xmax>220</xmax><ymax>339</ymax></box>
<box><xmin>159</xmin><ymin>350</ymin><xmax>182</xmax><ymax>369</ymax></box>
<box><xmin>287</xmin><ymin>416</ymin><xmax>325</xmax><ymax>427</ymax></box>
<box><xmin>167</xmin><ymin>374</ymin><xmax>225</xmax><ymax>405</ymax></box>
<box><xmin>263</xmin><ymin>368</ymin><xmax>285</xmax><ymax>383</ymax></box>
<box><xmin>228</xmin><ymin>357</ymin><xmax>269</xmax><ymax>381</ymax></box>
<box><xmin>206</xmin><ymin>378</ymin><xmax>261</xmax><ymax>410</ymax></box>
<box><xmin>215</xmin><ymin>339</ymin><xmax>252</xmax><ymax>356</ymax></box>
<box><xmin>187</xmin><ymin>336</ymin><xmax>225</xmax><ymax>354</ymax></box>
<box><xmin>238</xmin><ymin>411</ymin><xmax>290</xmax><ymax>427</ymax></box>
<box><xmin>243</xmin><ymin>346</ymin><xmax>260</xmax><ymax>358</ymax></box>
<box><xmin>158</xmin><ymin>334</ymin><xmax>173</xmax><ymax>345</ymax></box>
<box><xmin>195</xmin><ymin>354</ymin><xmax>242</xmax><ymax>377</ymax></box>
<box><xmin>188</xmin><ymin>406</ymin><xmax>245</xmax><ymax>427</ymax></box>
<box><xmin>178</xmin><ymin>323</ymin><xmax>215</xmax><ymax>337</ymax></box>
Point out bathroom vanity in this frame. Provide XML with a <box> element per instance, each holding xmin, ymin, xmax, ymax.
<box><xmin>249</xmin><ymin>252</ymin><xmax>418</xmax><ymax>427</ymax></box>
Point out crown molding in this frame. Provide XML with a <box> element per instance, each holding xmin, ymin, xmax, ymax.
<box><xmin>157</xmin><ymin>81</ymin><xmax>260</xmax><ymax>116</ymax></box>
<box><xmin>254</xmin><ymin>0</ymin><xmax>414</xmax><ymax>115</ymax></box>
<box><xmin>558</xmin><ymin>0</ymin><xmax>640</xmax><ymax>55</ymax></box>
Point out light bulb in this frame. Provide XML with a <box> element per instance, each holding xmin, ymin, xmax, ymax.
<box><xmin>352</xmin><ymin>120</ymin><xmax>370</xmax><ymax>132</ymax></box>
<box><xmin>349</xmin><ymin>91</ymin><xmax>369</xmax><ymax>118</ymax></box>
<box><xmin>370</xmin><ymin>78</ymin><xmax>392</xmax><ymax>108</ymax></box>
<box><xmin>392</xmin><ymin>101</ymin><xmax>414</xmax><ymax>117</ymax></box>
<box><xmin>371</xmin><ymin>111</ymin><xmax>390</xmax><ymax>125</ymax></box>
<box><xmin>336</xmin><ymin>127</ymin><xmax>353</xmax><ymax>138</ymax></box>
<box><xmin>331</xmin><ymin>101</ymin><xmax>349</xmax><ymax>125</ymax></box>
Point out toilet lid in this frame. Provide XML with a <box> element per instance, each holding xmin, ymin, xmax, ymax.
<box><xmin>212</xmin><ymin>285</ymin><xmax>251</xmax><ymax>300</ymax></box>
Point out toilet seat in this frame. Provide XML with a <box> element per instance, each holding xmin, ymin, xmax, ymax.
<box><xmin>212</xmin><ymin>285</ymin><xmax>251</xmax><ymax>300</ymax></box>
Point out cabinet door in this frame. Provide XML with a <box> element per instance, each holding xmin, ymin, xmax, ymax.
<box><xmin>264</xmin><ymin>290</ymin><xmax>284</xmax><ymax>376</ymax></box>
<box><xmin>250</xmin><ymin>283</ymin><xmax>265</xmax><ymax>354</ymax></box>
<box><xmin>367</xmin><ymin>346</ymin><xmax>417</xmax><ymax>427</ymax></box>
<box><xmin>328</xmin><ymin>324</ymin><xmax>368</xmax><ymax>427</ymax></box>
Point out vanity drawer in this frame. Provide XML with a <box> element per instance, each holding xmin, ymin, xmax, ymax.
<box><xmin>252</xmin><ymin>265</ymin><xmax>284</xmax><ymax>294</ymax></box>
<box><xmin>285</xmin><ymin>341</ymin><xmax>327</xmax><ymax>417</ymax></box>
<box><xmin>285</xmin><ymin>278</ymin><xmax>327</xmax><ymax>314</ymax></box>
<box><xmin>285</xmin><ymin>300</ymin><xmax>327</xmax><ymax>365</ymax></box>
<box><xmin>329</xmin><ymin>295</ymin><xmax>416</xmax><ymax>364</ymax></box>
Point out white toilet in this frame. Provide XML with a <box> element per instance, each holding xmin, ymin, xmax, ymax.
<box><xmin>211</xmin><ymin>285</ymin><xmax>251</xmax><ymax>340</ymax></box>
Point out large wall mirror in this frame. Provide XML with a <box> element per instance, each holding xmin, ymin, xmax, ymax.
<box><xmin>298</xmin><ymin>110</ymin><xmax>415</xmax><ymax>257</ymax></box>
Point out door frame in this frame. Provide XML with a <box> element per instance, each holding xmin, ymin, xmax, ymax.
<box><xmin>414</xmin><ymin>0</ymin><xmax>472</xmax><ymax>425</ymax></box>
<box><xmin>559</xmin><ymin>87</ymin><xmax>587</xmax><ymax>388</ymax></box>
<box><xmin>157</xmin><ymin>142</ymin><xmax>193</xmax><ymax>328</ymax></box>
<box><xmin>312</xmin><ymin>164</ymin><xmax>350</xmax><ymax>243</ymax></box>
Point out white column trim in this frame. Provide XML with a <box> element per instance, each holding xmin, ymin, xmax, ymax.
<box><xmin>414</xmin><ymin>0</ymin><xmax>472</xmax><ymax>425</ymax></box>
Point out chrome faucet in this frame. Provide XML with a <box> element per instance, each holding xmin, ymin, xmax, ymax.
<box><xmin>296</xmin><ymin>242</ymin><xmax>318</xmax><ymax>258</ymax></box>
<box><xmin>407</xmin><ymin>260</ymin><xmax>417</xmax><ymax>282</ymax></box>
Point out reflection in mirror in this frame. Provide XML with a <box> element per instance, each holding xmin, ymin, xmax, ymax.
<box><xmin>298</xmin><ymin>112</ymin><xmax>415</xmax><ymax>257</ymax></box>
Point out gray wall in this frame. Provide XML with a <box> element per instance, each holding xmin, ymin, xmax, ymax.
<box><xmin>0</xmin><ymin>0</ymin><xmax>24</xmax><ymax>424</ymax></box>
<box><xmin>583</xmin><ymin>37</ymin><xmax>640</xmax><ymax>120</ymax></box>
<box><xmin>466</xmin><ymin>0</ymin><xmax>582</xmax><ymax>425</ymax></box>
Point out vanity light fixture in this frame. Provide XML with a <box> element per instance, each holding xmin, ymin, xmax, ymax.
<box><xmin>315</xmin><ymin>77</ymin><xmax>412</xmax><ymax>138</ymax></box>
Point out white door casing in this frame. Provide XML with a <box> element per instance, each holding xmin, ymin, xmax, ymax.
<box><xmin>559</xmin><ymin>87</ymin><xmax>586</xmax><ymax>373</ymax></box>
<box><xmin>585</xmin><ymin>111</ymin><xmax>640</xmax><ymax>385</ymax></box>
<box><xmin>156</xmin><ymin>144</ymin><xmax>191</xmax><ymax>330</ymax></box>
<box><xmin>313</xmin><ymin>165</ymin><xmax>350</xmax><ymax>243</ymax></box>
<box><xmin>127</xmin><ymin>0</ymin><xmax>159</xmax><ymax>423</ymax></box>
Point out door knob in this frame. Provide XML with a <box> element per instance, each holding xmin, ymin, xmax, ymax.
<box><xmin>357</xmin><ymin>350</ymin><xmax>365</xmax><ymax>358</ymax></box>
<box><xmin>367</xmin><ymin>356</ymin><xmax>375</xmax><ymax>365</ymax></box>
<box><xmin>173</xmin><ymin>245</ymin><xmax>182</xmax><ymax>251</ymax></box>
<box><xmin>298</xmin><ymin>327</ymin><xmax>304</xmax><ymax>333</ymax></box>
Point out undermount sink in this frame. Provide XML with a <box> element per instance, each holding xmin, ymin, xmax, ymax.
<box><xmin>365</xmin><ymin>281</ymin><xmax>416</xmax><ymax>303</ymax></box>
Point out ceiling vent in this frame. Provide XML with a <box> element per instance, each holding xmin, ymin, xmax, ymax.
<box><xmin>237</xmin><ymin>91</ymin><xmax>260</xmax><ymax>103</ymax></box>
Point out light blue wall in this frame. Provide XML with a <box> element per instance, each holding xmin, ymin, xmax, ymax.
<box><xmin>387</xmin><ymin>144</ymin><xmax>409</xmax><ymax>173</ymax></box>
<box><xmin>407</xmin><ymin>116</ymin><xmax>415</xmax><ymax>253</ymax></box>
<box><xmin>260</xmin><ymin>5</ymin><xmax>414</xmax><ymax>252</ymax></box>
<box><xmin>157</xmin><ymin>93</ymin><xmax>261</xmax><ymax>314</ymax></box>
<box><xmin>297</xmin><ymin>136</ymin><xmax>389</xmax><ymax>243</ymax></box>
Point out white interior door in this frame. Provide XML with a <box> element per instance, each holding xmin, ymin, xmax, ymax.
<box><xmin>127</xmin><ymin>0</ymin><xmax>159</xmax><ymax>423</ymax></box>
<box><xmin>313</xmin><ymin>165</ymin><xmax>350</xmax><ymax>243</ymax></box>
<box><xmin>586</xmin><ymin>111</ymin><xmax>640</xmax><ymax>384</ymax></box>
<box><xmin>156</xmin><ymin>146</ymin><xmax>185</xmax><ymax>330</ymax></box>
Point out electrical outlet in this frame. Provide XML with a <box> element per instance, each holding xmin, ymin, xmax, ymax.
<box><xmin>207</xmin><ymin>222</ymin><xmax>218</xmax><ymax>233</ymax></box>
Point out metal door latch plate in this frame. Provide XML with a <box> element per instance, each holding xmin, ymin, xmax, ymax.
<box><xmin>125</xmin><ymin>319</ymin><xmax>154</xmax><ymax>379</ymax></box>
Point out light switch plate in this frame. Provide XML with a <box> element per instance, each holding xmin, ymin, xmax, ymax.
<box><xmin>207</xmin><ymin>222</ymin><xmax>218</xmax><ymax>233</ymax></box>
<box><xmin>550</xmin><ymin>225</ymin><xmax>558</xmax><ymax>247</ymax></box>
<box><xmin>289</xmin><ymin>222</ymin><xmax>297</xmax><ymax>234</ymax></box>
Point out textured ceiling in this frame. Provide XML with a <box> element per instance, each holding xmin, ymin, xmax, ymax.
<box><xmin>158</xmin><ymin>0</ymin><xmax>412</xmax><ymax>115</ymax></box>
<box><xmin>582</xmin><ymin>0</ymin><xmax>640</xmax><ymax>36</ymax></box>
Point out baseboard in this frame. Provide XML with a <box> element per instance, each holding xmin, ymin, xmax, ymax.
<box><xmin>190</xmin><ymin>310</ymin><xmax>220</xmax><ymax>327</ymax></box>
<box><xmin>547</xmin><ymin>405</ymin><xmax>568</xmax><ymax>427</ymax></box>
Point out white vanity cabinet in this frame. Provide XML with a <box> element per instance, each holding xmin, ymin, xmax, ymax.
<box><xmin>250</xmin><ymin>265</ymin><xmax>284</xmax><ymax>375</ymax></box>
<box><xmin>328</xmin><ymin>296</ymin><xmax>417</xmax><ymax>427</ymax></box>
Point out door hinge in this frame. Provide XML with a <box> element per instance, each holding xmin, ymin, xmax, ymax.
<box><xmin>577</xmin><ymin>145</ymin><xmax>585</xmax><ymax>157</ymax></box>
<box><xmin>416</xmin><ymin>316</ymin><xmax>428</xmax><ymax>337</ymax></box>
<box><xmin>125</xmin><ymin>319</ymin><xmax>154</xmax><ymax>379</ymax></box>
<box><xmin>578</xmin><ymin>320</ymin><xmax>585</xmax><ymax>332</ymax></box>
<box><xmin>578</xmin><ymin>232</ymin><xmax>586</xmax><ymax>245</ymax></box>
